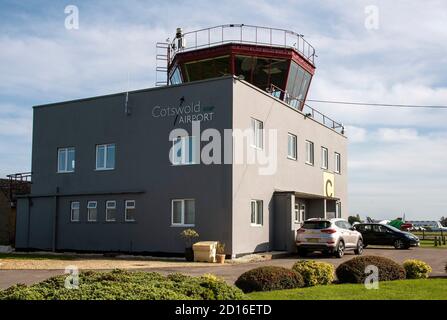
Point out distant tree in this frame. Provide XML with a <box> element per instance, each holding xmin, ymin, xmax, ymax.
<box><xmin>348</xmin><ymin>215</ymin><xmax>362</xmax><ymax>225</ymax></box>
<box><xmin>440</xmin><ymin>217</ymin><xmax>447</xmax><ymax>227</ymax></box>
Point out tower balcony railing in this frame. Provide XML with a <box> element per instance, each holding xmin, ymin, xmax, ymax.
<box><xmin>268</xmin><ymin>84</ymin><xmax>344</xmax><ymax>135</ymax></box>
<box><xmin>170</xmin><ymin>24</ymin><xmax>316</xmax><ymax>65</ymax></box>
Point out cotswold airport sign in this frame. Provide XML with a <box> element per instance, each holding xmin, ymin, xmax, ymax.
<box><xmin>152</xmin><ymin>101</ymin><xmax>215</xmax><ymax>124</ymax></box>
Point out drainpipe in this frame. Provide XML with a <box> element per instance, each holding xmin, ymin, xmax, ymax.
<box><xmin>52</xmin><ymin>187</ymin><xmax>59</xmax><ymax>252</ymax></box>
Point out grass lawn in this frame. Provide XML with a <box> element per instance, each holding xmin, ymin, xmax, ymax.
<box><xmin>0</xmin><ymin>253</ymin><xmax>76</xmax><ymax>260</ymax></box>
<box><xmin>247</xmin><ymin>279</ymin><xmax>447</xmax><ymax>300</ymax></box>
<box><xmin>419</xmin><ymin>239</ymin><xmax>447</xmax><ymax>249</ymax></box>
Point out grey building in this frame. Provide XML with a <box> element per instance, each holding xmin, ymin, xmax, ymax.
<box><xmin>15</xmin><ymin>25</ymin><xmax>348</xmax><ymax>257</ymax></box>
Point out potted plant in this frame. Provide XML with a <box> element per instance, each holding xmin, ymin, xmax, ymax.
<box><xmin>216</xmin><ymin>242</ymin><xmax>226</xmax><ymax>264</ymax></box>
<box><xmin>180</xmin><ymin>229</ymin><xmax>199</xmax><ymax>261</ymax></box>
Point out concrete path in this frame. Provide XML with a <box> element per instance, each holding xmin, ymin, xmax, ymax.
<box><xmin>1</xmin><ymin>247</ymin><xmax>446</xmax><ymax>289</ymax></box>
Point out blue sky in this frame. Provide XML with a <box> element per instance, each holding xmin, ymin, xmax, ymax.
<box><xmin>1</xmin><ymin>0</ymin><xmax>447</xmax><ymax>220</ymax></box>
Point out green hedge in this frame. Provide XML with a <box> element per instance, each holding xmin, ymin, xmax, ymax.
<box><xmin>403</xmin><ymin>260</ymin><xmax>432</xmax><ymax>279</ymax></box>
<box><xmin>336</xmin><ymin>256</ymin><xmax>406</xmax><ymax>284</ymax></box>
<box><xmin>292</xmin><ymin>260</ymin><xmax>335</xmax><ymax>287</ymax></box>
<box><xmin>0</xmin><ymin>269</ymin><xmax>245</xmax><ymax>300</ymax></box>
<box><xmin>235</xmin><ymin>266</ymin><xmax>304</xmax><ymax>293</ymax></box>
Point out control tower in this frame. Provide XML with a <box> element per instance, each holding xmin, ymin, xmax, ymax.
<box><xmin>156</xmin><ymin>24</ymin><xmax>316</xmax><ymax>111</ymax></box>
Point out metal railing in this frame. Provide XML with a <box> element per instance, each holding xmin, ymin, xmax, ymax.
<box><xmin>268</xmin><ymin>85</ymin><xmax>344</xmax><ymax>135</ymax></box>
<box><xmin>170</xmin><ymin>24</ymin><xmax>316</xmax><ymax>65</ymax></box>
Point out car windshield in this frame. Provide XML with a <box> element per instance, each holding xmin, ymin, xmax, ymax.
<box><xmin>302</xmin><ymin>221</ymin><xmax>331</xmax><ymax>229</ymax></box>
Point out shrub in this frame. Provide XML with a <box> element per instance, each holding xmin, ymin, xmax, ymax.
<box><xmin>403</xmin><ymin>259</ymin><xmax>432</xmax><ymax>279</ymax></box>
<box><xmin>0</xmin><ymin>269</ymin><xmax>244</xmax><ymax>300</ymax></box>
<box><xmin>292</xmin><ymin>260</ymin><xmax>335</xmax><ymax>287</ymax></box>
<box><xmin>336</xmin><ymin>256</ymin><xmax>406</xmax><ymax>284</ymax></box>
<box><xmin>235</xmin><ymin>266</ymin><xmax>304</xmax><ymax>293</ymax></box>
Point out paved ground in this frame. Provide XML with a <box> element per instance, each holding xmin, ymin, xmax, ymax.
<box><xmin>1</xmin><ymin>247</ymin><xmax>446</xmax><ymax>289</ymax></box>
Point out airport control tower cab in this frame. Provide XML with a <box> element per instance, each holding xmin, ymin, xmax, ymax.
<box><xmin>156</xmin><ymin>24</ymin><xmax>316</xmax><ymax>110</ymax></box>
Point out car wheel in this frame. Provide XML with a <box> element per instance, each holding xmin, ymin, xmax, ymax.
<box><xmin>297</xmin><ymin>248</ymin><xmax>308</xmax><ymax>257</ymax></box>
<box><xmin>335</xmin><ymin>241</ymin><xmax>345</xmax><ymax>258</ymax></box>
<box><xmin>354</xmin><ymin>239</ymin><xmax>364</xmax><ymax>255</ymax></box>
<box><xmin>394</xmin><ymin>239</ymin><xmax>404</xmax><ymax>249</ymax></box>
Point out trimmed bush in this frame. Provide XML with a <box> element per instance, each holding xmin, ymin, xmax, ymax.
<box><xmin>235</xmin><ymin>266</ymin><xmax>304</xmax><ymax>293</ymax></box>
<box><xmin>0</xmin><ymin>269</ymin><xmax>245</xmax><ymax>300</ymax></box>
<box><xmin>336</xmin><ymin>256</ymin><xmax>406</xmax><ymax>284</ymax></box>
<box><xmin>292</xmin><ymin>260</ymin><xmax>335</xmax><ymax>287</ymax></box>
<box><xmin>403</xmin><ymin>259</ymin><xmax>432</xmax><ymax>279</ymax></box>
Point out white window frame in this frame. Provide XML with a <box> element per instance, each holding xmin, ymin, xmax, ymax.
<box><xmin>171</xmin><ymin>199</ymin><xmax>195</xmax><ymax>227</ymax></box>
<box><xmin>335</xmin><ymin>152</ymin><xmax>341</xmax><ymax>174</ymax></box>
<box><xmin>70</xmin><ymin>201</ymin><xmax>80</xmax><ymax>222</ymax></box>
<box><xmin>87</xmin><ymin>201</ymin><xmax>97</xmax><ymax>222</ymax></box>
<box><xmin>250</xmin><ymin>200</ymin><xmax>263</xmax><ymax>227</ymax></box>
<box><xmin>172</xmin><ymin>136</ymin><xmax>197</xmax><ymax>166</ymax></box>
<box><xmin>96</xmin><ymin>144</ymin><xmax>116</xmax><ymax>171</ymax></box>
<box><xmin>300</xmin><ymin>204</ymin><xmax>306</xmax><ymax>222</ymax></box>
<box><xmin>321</xmin><ymin>147</ymin><xmax>328</xmax><ymax>170</ymax></box>
<box><xmin>57</xmin><ymin>147</ymin><xmax>75</xmax><ymax>173</ymax></box>
<box><xmin>125</xmin><ymin>200</ymin><xmax>136</xmax><ymax>222</ymax></box>
<box><xmin>106</xmin><ymin>200</ymin><xmax>117</xmax><ymax>222</ymax></box>
<box><xmin>287</xmin><ymin>133</ymin><xmax>297</xmax><ymax>160</ymax></box>
<box><xmin>251</xmin><ymin>118</ymin><xmax>264</xmax><ymax>150</ymax></box>
<box><xmin>305</xmin><ymin>140</ymin><xmax>314</xmax><ymax>165</ymax></box>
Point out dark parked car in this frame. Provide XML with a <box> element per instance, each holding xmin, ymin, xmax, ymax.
<box><xmin>353</xmin><ymin>223</ymin><xmax>420</xmax><ymax>249</ymax></box>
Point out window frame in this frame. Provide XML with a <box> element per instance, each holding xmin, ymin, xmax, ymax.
<box><xmin>95</xmin><ymin>144</ymin><xmax>116</xmax><ymax>171</ymax></box>
<box><xmin>125</xmin><ymin>200</ymin><xmax>136</xmax><ymax>222</ymax></box>
<box><xmin>105</xmin><ymin>200</ymin><xmax>117</xmax><ymax>222</ymax></box>
<box><xmin>250</xmin><ymin>200</ymin><xmax>263</xmax><ymax>227</ymax></box>
<box><xmin>305</xmin><ymin>140</ymin><xmax>314</xmax><ymax>165</ymax></box>
<box><xmin>70</xmin><ymin>201</ymin><xmax>80</xmax><ymax>222</ymax></box>
<box><xmin>171</xmin><ymin>199</ymin><xmax>196</xmax><ymax>227</ymax></box>
<box><xmin>250</xmin><ymin>118</ymin><xmax>264</xmax><ymax>150</ymax></box>
<box><xmin>335</xmin><ymin>152</ymin><xmax>341</xmax><ymax>174</ymax></box>
<box><xmin>321</xmin><ymin>146</ymin><xmax>328</xmax><ymax>170</ymax></box>
<box><xmin>287</xmin><ymin>133</ymin><xmax>297</xmax><ymax>160</ymax></box>
<box><xmin>87</xmin><ymin>201</ymin><xmax>98</xmax><ymax>222</ymax></box>
<box><xmin>57</xmin><ymin>147</ymin><xmax>75</xmax><ymax>173</ymax></box>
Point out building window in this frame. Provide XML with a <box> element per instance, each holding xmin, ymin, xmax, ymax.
<box><xmin>251</xmin><ymin>118</ymin><xmax>264</xmax><ymax>149</ymax></box>
<box><xmin>125</xmin><ymin>200</ymin><xmax>136</xmax><ymax>222</ymax></box>
<box><xmin>58</xmin><ymin>147</ymin><xmax>75</xmax><ymax>173</ymax></box>
<box><xmin>321</xmin><ymin>147</ymin><xmax>328</xmax><ymax>169</ymax></box>
<box><xmin>171</xmin><ymin>199</ymin><xmax>195</xmax><ymax>226</ymax></box>
<box><xmin>250</xmin><ymin>200</ymin><xmax>263</xmax><ymax>226</ymax></box>
<box><xmin>336</xmin><ymin>202</ymin><xmax>342</xmax><ymax>218</ymax></box>
<box><xmin>70</xmin><ymin>201</ymin><xmax>80</xmax><ymax>222</ymax></box>
<box><xmin>106</xmin><ymin>201</ymin><xmax>117</xmax><ymax>222</ymax></box>
<box><xmin>172</xmin><ymin>136</ymin><xmax>196</xmax><ymax>165</ymax></box>
<box><xmin>87</xmin><ymin>201</ymin><xmax>97</xmax><ymax>222</ymax></box>
<box><xmin>287</xmin><ymin>133</ymin><xmax>297</xmax><ymax>160</ymax></box>
<box><xmin>305</xmin><ymin>140</ymin><xmax>314</xmax><ymax>165</ymax></box>
<box><xmin>335</xmin><ymin>152</ymin><xmax>341</xmax><ymax>174</ymax></box>
<box><xmin>96</xmin><ymin>144</ymin><xmax>115</xmax><ymax>170</ymax></box>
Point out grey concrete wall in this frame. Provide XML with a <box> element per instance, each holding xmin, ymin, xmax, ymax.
<box><xmin>17</xmin><ymin>77</ymin><xmax>234</xmax><ymax>254</ymax></box>
<box><xmin>231</xmin><ymin>80</ymin><xmax>348</xmax><ymax>255</ymax></box>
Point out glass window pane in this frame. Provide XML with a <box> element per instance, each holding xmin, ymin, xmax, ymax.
<box><xmin>106</xmin><ymin>144</ymin><xmax>115</xmax><ymax>169</ymax></box>
<box><xmin>172</xmin><ymin>200</ymin><xmax>182</xmax><ymax>224</ymax></box>
<box><xmin>58</xmin><ymin>149</ymin><xmax>66</xmax><ymax>172</ymax></box>
<box><xmin>184</xmin><ymin>56</ymin><xmax>230</xmax><ymax>82</ymax></box>
<box><xmin>184</xmin><ymin>200</ymin><xmax>195</xmax><ymax>225</ymax></box>
<box><xmin>257</xmin><ymin>201</ymin><xmax>263</xmax><ymax>225</ymax></box>
<box><xmin>88</xmin><ymin>208</ymin><xmax>97</xmax><ymax>221</ymax></box>
<box><xmin>67</xmin><ymin>148</ymin><xmax>75</xmax><ymax>171</ymax></box>
<box><xmin>251</xmin><ymin>201</ymin><xmax>256</xmax><ymax>224</ymax></box>
<box><xmin>96</xmin><ymin>146</ymin><xmax>105</xmax><ymax>169</ymax></box>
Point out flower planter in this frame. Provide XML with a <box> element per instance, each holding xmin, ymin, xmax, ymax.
<box><xmin>216</xmin><ymin>254</ymin><xmax>226</xmax><ymax>264</ymax></box>
<box><xmin>185</xmin><ymin>247</ymin><xmax>194</xmax><ymax>262</ymax></box>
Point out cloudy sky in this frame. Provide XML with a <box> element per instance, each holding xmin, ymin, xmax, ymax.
<box><xmin>1</xmin><ymin>0</ymin><xmax>446</xmax><ymax>220</ymax></box>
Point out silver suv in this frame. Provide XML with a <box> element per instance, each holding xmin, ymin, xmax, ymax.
<box><xmin>296</xmin><ymin>218</ymin><xmax>363</xmax><ymax>258</ymax></box>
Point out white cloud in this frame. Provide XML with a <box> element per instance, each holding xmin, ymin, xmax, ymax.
<box><xmin>375</xmin><ymin>128</ymin><xmax>419</xmax><ymax>142</ymax></box>
<box><xmin>345</xmin><ymin>125</ymin><xmax>367</xmax><ymax>143</ymax></box>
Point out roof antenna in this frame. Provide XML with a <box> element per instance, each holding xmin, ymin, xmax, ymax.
<box><xmin>125</xmin><ymin>70</ymin><xmax>131</xmax><ymax>115</ymax></box>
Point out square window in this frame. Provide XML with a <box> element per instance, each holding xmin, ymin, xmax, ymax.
<box><xmin>96</xmin><ymin>144</ymin><xmax>115</xmax><ymax>170</ymax></box>
<box><xmin>250</xmin><ymin>200</ymin><xmax>263</xmax><ymax>226</ymax></box>
<box><xmin>70</xmin><ymin>201</ymin><xmax>80</xmax><ymax>222</ymax></box>
<box><xmin>171</xmin><ymin>199</ymin><xmax>195</xmax><ymax>226</ymax></box>
<box><xmin>58</xmin><ymin>147</ymin><xmax>75</xmax><ymax>173</ymax></box>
